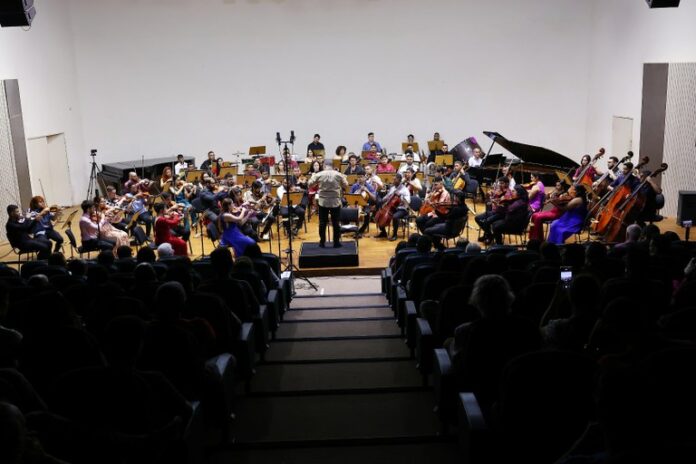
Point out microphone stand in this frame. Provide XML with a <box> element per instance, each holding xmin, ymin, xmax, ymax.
<box><xmin>277</xmin><ymin>133</ymin><xmax>317</xmax><ymax>295</ymax></box>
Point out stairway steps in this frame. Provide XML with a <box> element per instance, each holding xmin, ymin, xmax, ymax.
<box><xmin>231</xmin><ymin>391</ymin><xmax>440</xmax><ymax>444</ymax></box>
<box><xmin>275</xmin><ymin>319</ymin><xmax>400</xmax><ymax>340</ymax></box>
<box><xmin>284</xmin><ymin>307</ymin><xmax>393</xmax><ymax>321</ymax></box>
<box><xmin>250</xmin><ymin>360</ymin><xmax>422</xmax><ymax>393</ymax></box>
<box><xmin>265</xmin><ymin>338</ymin><xmax>410</xmax><ymax>363</ymax></box>
<box><xmin>291</xmin><ymin>294</ymin><xmax>388</xmax><ymax>309</ymax></box>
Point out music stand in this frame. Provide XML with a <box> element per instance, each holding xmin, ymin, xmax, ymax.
<box><xmin>435</xmin><ymin>154</ymin><xmax>454</xmax><ymax>166</ymax></box>
<box><xmin>361</xmin><ymin>151</ymin><xmax>379</xmax><ymax>162</ymax></box>
<box><xmin>402</xmin><ymin>142</ymin><xmax>420</xmax><ymax>152</ymax></box>
<box><xmin>249</xmin><ymin>146</ymin><xmax>266</xmax><ymax>156</ymax></box>
<box><xmin>241</xmin><ymin>175</ymin><xmax>258</xmax><ymax>187</ymax></box>
<box><xmin>185</xmin><ymin>170</ymin><xmax>205</xmax><ymax>183</ymax></box>
<box><xmin>282</xmin><ymin>191</ymin><xmax>304</xmax><ymax>207</ymax></box>
<box><xmin>299</xmin><ymin>163</ymin><xmax>312</xmax><ymax>174</ymax></box>
<box><xmin>345</xmin><ymin>175</ymin><xmax>360</xmax><ymax>188</ymax></box>
<box><xmin>312</xmin><ymin>149</ymin><xmax>325</xmax><ymax>157</ymax></box>
<box><xmin>344</xmin><ymin>193</ymin><xmax>368</xmax><ymax>208</ymax></box>
<box><xmin>378</xmin><ymin>173</ymin><xmax>396</xmax><ymax>185</ymax></box>
<box><xmin>272</xmin><ymin>175</ymin><xmax>286</xmax><ymax>184</ymax></box>
<box><xmin>332</xmin><ymin>159</ymin><xmax>342</xmax><ymax>171</ymax></box>
<box><xmin>61</xmin><ymin>210</ymin><xmax>78</xmax><ymax>230</ymax></box>
<box><xmin>390</xmin><ymin>161</ymin><xmax>402</xmax><ymax>171</ymax></box>
<box><xmin>428</xmin><ymin>140</ymin><xmax>445</xmax><ymax>152</ymax></box>
<box><xmin>218</xmin><ymin>166</ymin><xmax>238</xmax><ymax>178</ymax></box>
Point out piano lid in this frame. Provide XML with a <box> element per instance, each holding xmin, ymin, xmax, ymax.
<box><xmin>483</xmin><ymin>131</ymin><xmax>578</xmax><ymax>170</ymax></box>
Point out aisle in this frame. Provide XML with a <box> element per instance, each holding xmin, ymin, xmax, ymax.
<box><xmin>211</xmin><ymin>291</ymin><xmax>459</xmax><ymax>464</ymax></box>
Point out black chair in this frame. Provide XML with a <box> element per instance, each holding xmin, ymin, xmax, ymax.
<box><xmin>464</xmin><ymin>179</ymin><xmax>480</xmax><ymax>212</ymax></box>
<box><xmin>130</xmin><ymin>226</ymin><xmax>149</xmax><ymax>248</ymax></box>
<box><xmin>458</xmin><ymin>350</ymin><xmax>596</xmax><ymax>464</ymax></box>
<box><xmin>506</xmin><ymin>251</ymin><xmax>541</xmax><ymax>271</ymax></box>
<box><xmin>207</xmin><ymin>222</ymin><xmax>220</xmax><ymax>247</ymax></box>
<box><xmin>64</xmin><ymin>229</ymin><xmax>99</xmax><ymax>260</ymax></box>
<box><xmin>430</xmin><ymin>217</ymin><xmax>468</xmax><ymax>249</ymax></box>
<box><xmin>512</xmin><ymin>282</ymin><xmax>557</xmax><ymax>325</ymax></box>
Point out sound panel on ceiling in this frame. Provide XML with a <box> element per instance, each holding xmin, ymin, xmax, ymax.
<box><xmin>0</xmin><ymin>0</ymin><xmax>36</xmax><ymax>27</ymax></box>
<box><xmin>646</xmin><ymin>0</ymin><xmax>681</xmax><ymax>8</ymax></box>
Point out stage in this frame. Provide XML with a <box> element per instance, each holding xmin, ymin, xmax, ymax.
<box><xmin>0</xmin><ymin>199</ymin><xmax>691</xmax><ymax>276</ymax></box>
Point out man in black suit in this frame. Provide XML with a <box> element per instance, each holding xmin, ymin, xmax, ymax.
<box><xmin>5</xmin><ymin>204</ymin><xmax>51</xmax><ymax>260</ymax></box>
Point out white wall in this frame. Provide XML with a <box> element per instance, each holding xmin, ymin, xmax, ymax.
<box><xmin>67</xmin><ymin>0</ymin><xmax>594</xmax><ymax>166</ymax></box>
<box><xmin>585</xmin><ymin>0</ymin><xmax>696</xmax><ymax>154</ymax></box>
<box><xmin>0</xmin><ymin>0</ymin><xmax>87</xmax><ymax>203</ymax></box>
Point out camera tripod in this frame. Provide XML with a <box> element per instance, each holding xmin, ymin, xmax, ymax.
<box><xmin>86</xmin><ymin>150</ymin><xmax>101</xmax><ymax>200</ymax></box>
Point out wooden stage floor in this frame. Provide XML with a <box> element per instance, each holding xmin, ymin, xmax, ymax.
<box><xmin>0</xmin><ymin>200</ymin><xmax>690</xmax><ymax>276</ymax></box>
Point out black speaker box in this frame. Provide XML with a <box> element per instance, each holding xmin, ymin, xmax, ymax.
<box><xmin>677</xmin><ymin>191</ymin><xmax>696</xmax><ymax>225</ymax></box>
<box><xmin>0</xmin><ymin>0</ymin><xmax>36</xmax><ymax>27</ymax></box>
<box><xmin>646</xmin><ymin>0</ymin><xmax>681</xmax><ymax>8</ymax></box>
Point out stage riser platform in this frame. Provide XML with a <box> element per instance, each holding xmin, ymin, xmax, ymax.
<box><xmin>298</xmin><ymin>242</ymin><xmax>359</xmax><ymax>268</ymax></box>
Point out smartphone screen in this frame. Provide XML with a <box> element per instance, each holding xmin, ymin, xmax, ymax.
<box><xmin>560</xmin><ymin>266</ymin><xmax>573</xmax><ymax>287</ymax></box>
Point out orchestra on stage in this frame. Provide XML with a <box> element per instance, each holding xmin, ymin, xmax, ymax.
<box><xmin>5</xmin><ymin>131</ymin><xmax>668</xmax><ymax>258</ymax></box>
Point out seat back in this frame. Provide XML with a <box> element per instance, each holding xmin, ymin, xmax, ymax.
<box><xmin>497</xmin><ymin>350</ymin><xmax>596</xmax><ymax>463</ymax></box>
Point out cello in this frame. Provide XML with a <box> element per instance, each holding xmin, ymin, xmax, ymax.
<box><xmin>375</xmin><ymin>189</ymin><xmax>404</xmax><ymax>229</ymax></box>
<box><xmin>574</xmin><ymin>148</ymin><xmax>605</xmax><ymax>191</ymax></box>
<box><xmin>602</xmin><ymin>163</ymin><xmax>668</xmax><ymax>242</ymax></box>
<box><xmin>592</xmin><ymin>156</ymin><xmax>649</xmax><ymax>236</ymax></box>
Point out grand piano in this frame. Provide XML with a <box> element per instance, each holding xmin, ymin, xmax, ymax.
<box><xmin>100</xmin><ymin>155</ymin><xmax>196</xmax><ymax>188</ymax></box>
<box><xmin>451</xmin><ymin>132</ymin><xmax>579</xmax><ymax>186</ymax></box>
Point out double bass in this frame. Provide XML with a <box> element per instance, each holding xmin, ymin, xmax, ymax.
<box><xmin>602</xmin><ymin>163</ymin><xmax>668</xmax><ymax>242</ymax></box>
<box><xmin>592</xmin><ymin>156</ymin><xmax>650</xmax><ymax>236</ymax></box>
<box><xmin>574</xmin><ymin>148</ymin><xmax>605</xmax><ymax>194</ymax></box>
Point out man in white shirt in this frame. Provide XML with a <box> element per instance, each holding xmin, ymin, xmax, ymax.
<box><xmin>467</xmin><ymin>148</ymin><xmax>483</xmax><ymax>168</ymax></box>
<box><xmin>308</xmin><ymin>166</ymin><xmax>348</xmax><ymax>248</ymax></box>
<box><xmin>398</xmin><ymin>153</ymin><xmax>419</xmax><ymax>174</ymax></box>
<box><xmin>376</xmin><ymin>173</ymin><xmax>411</xmax><ymax>242</ymax></box>
<box><xmin>174</xmin><ymin>154</ymin><xmax>188</xmax><ymax>177</ymax></box>
<box><xmin>364</xmin><ymin>164</ymin><xmax>383</xmax><ymax>190</ymax></box>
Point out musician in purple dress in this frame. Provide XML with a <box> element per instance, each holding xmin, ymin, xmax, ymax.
<box><xmin>547</xmin><ymin>185</ymin><xmax>588</xmax><ymax>245</ymax></box>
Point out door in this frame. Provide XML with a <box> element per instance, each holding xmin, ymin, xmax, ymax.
<box><xmin>26</xmin><ymin>133</ymin><xmax>73</xmax><ymax>206</ymax></box>
<box><xmin>612</xmin><ymin>116</ymin><xmax>633</xmax><ymax>159</ymax></box>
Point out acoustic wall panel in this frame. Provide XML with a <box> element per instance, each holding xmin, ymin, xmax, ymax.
<box><xmin>0</xmin><ymin>82</ymin><xmax>24</xmax><ymax>241</ymax></box>
<box><xmin>662</xmin><ymin>63</ymin><xmax>696</xmax><ymax>217</ymax></box>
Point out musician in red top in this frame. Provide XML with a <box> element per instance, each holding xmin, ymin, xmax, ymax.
<box><xmin>572</xmin><ymin>155</ymin><xmax>597</xmax><ymax>183</ymax></box>
<box><xmin>153</xmin><ymin>203</ymin><xmax>187</xmax><ymax>256</ymax></box>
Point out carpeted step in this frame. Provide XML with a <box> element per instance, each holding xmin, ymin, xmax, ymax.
<box><xmin>265</xmin><ymin>338</ymin><xmax>409</xmax><ymax>363</ymax></box>
<box><xmin>249</xmin><ymin>360</ymin><xmax>422</xmax><ymax>393</ymax></box>
<box><xmin>211</xmin><ymin>442</ymin><xmax>461</xmax><ymax>464</ymax></box>
<box><xmin>275</xmin><ymin>319</ymin><xmax>400</xmax><ymax>340</ymax></box>
<box><xmin>231</xmin><ymin>391</ymin><xmax>440</xmax><ymax>444</ymax></box>
<box><xmin>284</xmin><ymin>307</ymin><xmax>393</xmax><ymax>321</ymax></box>
<box><xmin>291</xmin><ymin>294</ymin><xmax>388</xmax><ymax>309</ymax></box>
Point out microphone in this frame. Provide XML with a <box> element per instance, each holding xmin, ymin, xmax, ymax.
<box><xmin>290</xmin><ymin>130</ymin><xmax>296</xmax><ymax>143</ymax></box>
<box><xmin>276</xmin><ymin>132</ymin><xmax>281</xmax><ymax>145</ymax></box>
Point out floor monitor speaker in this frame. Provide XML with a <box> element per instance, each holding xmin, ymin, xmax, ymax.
<box><xmin>677</xmin><ymin>191</ymin><xmax>696</xmax><ymax>225</ymax></box>
<box><xmin>646</xmin><ymin>0</ymin><xmax>680</xmax><ymax>8</ymax></box>
<box><xmin>0</xmin><ymin>0</ymin><xmax>36</xmax><ymax>27</ymax></box>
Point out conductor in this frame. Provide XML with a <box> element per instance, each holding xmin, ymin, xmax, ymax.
<box><xmin>308</xmin><ymin>165</ymin><xmax>348</xmax><ymax>248</ymax></box>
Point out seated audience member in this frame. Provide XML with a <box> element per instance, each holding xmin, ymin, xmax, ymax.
<box><xmin>139</xmin><ymin>282</ymin><xmax>213</xmax><ymax>401</ymax></box>
<box><xmin>157</xmin><ymin>243</ymin><xmax>175</xmax><ymax>260</ymax></box>
<box><xmin>612</xmin><ymin>223</ymin><xmax>642</xmax><ymax>256</ymax></box>
<box><xmin>540</xmin><ymin>274</ymin><xmax>601</xmax><ymax>351</ymax></box>
<box><xmin>447</xmin><ymin>274</ymin><xmax>541</xmax><ymax>410</ymax></box>
<box><xmin>465</xmin><ymin>242</ymin><xmax>482</xmax><ymax>254</ymax></box>
<box><xmin>136</xmin><ymin>247</ymin><xmax>156</xmax><ymax>264</ymax></box>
